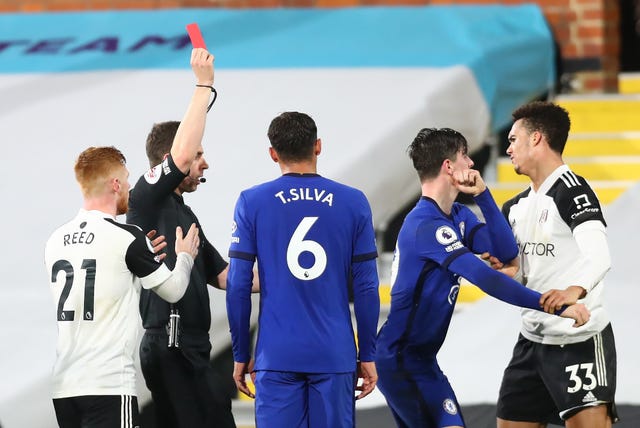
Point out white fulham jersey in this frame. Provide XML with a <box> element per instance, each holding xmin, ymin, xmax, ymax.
<box><xmin>503</xmin><ymin>165</ymin><xmax>610</xmax><ymax>345</ymax></box>
<box><xmin>44</xmin><ymin>209</ymin><xmax>172</xmax><ymax>398</ymax></box>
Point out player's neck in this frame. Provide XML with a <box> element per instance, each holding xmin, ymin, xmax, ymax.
<box><xmin>83</xmin><ymin>196</ymin><xmax>117</xmax><ymax>217</ymax></box>
<box><xmin>279</xmin><ymin>160</ymin><xmax>317</xmax><ymax>175</ymax></box>
<box><xmin>421</xmin><ymin>177</ymin><xmax>457</xmax><ymax>215</ymax></box>
<box><xmin>530</xmin><ymin>155</ymin><xmax>564</xmax><ymax>191</ymax></box>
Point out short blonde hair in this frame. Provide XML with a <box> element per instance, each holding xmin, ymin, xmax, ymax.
<box><xmin>74</xmin><ymin>146</ymin><xmax>127</xmax><ymax>197</ymax></box>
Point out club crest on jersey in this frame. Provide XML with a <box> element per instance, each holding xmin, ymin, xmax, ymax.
<box><xmin>436</xmin><ymin>226</ymin><xmax>462</xmax><ymax>252</ymax></box>
<box><xmin>144</xmin><ymin>164</ymin><xmax>163</xmax><ymax>184</ymax></box>
<box><xmin>443</xmin><ymin>398</ymin><xmax>458</xmax><ymax>415</ymax></box>
<box><xmin>538</xmin><ymin>209</ymin><xmax>548</xmax><ymax>224</ymax></box>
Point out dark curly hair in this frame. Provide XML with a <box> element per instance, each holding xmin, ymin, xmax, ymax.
<box><xmin>512</xmin><ymin>101</ymin><xmax>571</xmax><ymax>154</ymax></box>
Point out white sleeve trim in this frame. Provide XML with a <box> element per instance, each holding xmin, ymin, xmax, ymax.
<box><xmin>572</xmin><ymin>220</ymin><xmax>611</xmax><ymax>294</ymax></box>
<box><xmin>144</xmin><ymin>252</ymin><xmax>194</xmax><ymax>303</ymax></box>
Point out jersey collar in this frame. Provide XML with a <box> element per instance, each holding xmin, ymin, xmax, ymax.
<box><xmin>534</xmin><ymin>164</ymin><xmax>570</xmax><ymax>196</ymax></box>
<box><xmin>283</xmin><ymin>173</ymin><xmax>321</xmax><ymax>177</ymax></box>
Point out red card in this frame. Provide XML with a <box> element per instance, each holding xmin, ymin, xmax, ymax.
<box><xmin>186</xmin><ymin>23</ymin><xmax>206</xmax><ymax>49</ymax></box>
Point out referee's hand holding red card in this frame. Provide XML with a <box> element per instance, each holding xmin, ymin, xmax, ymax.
<box><xmin>191</xmin><ymin>48</ymin><xmax>214</xmax><ymax>87</ymax></box>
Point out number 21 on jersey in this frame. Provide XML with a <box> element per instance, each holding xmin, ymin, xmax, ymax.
<box><xmin>51</xmin><ymin>259</ymin><xmax>96</xmax><ymax>322</ymax></box>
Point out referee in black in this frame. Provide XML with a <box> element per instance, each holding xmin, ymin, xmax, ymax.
<box><xmin>127</xmin><ymin>48</ymin><xmax>236</xmax><ymax>428</ymax></box>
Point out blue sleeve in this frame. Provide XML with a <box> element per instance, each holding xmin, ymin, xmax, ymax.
<box><xmin>448</xmin><ymin>252</ymin><xmax>542</xmax><ymax>311</ymax></box>
<box><xmin>351</xmin><ymin>258</ymin><xmax>379</xmax><ymax>362</ymax></box>
<box><xmin>352</xmin><ymin>191</ymin><xmax>378</xmax><ymax>261</ymax></box>
<box><xmin>226</xmin><ymin>193</ymin><xmax>256</xmax><ymax>363</ymax></box>
<box><xmin>467</xmin><ymin>188</ymin><xmax>518</xmax><ymax>262</ymax></box>
<box><xmin>229</xmin><ymin>192</ymin><xmax>257</xmax><ymax>261</ymax></box>
<box><xmin>226</xmin><ymin>257</ymin><xmax>254</xmax><ymax>363</ymax></box>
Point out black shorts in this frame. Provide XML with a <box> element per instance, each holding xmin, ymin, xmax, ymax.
<box><xmin>497</xmin><ymin>323</ymin><xmax>618</xmax><ymax>425</ymax></box>
<box><xmin>53</xmin><ymin>395</ymin><xmax>139</xmax><ymax>428</ymax></box>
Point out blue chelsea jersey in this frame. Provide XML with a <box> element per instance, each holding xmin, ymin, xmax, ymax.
<box><xmin>227</xmin><ymin>174</ymin><xmax>379</xmax><ymax>373</ymax></box>
<box><xmin>376</xmin><ymin>197</ymin><xmax>483</xmax><ymax>372</ymax></box>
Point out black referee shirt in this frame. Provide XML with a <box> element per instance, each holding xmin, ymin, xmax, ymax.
<box><xmin>127</xmin><ymin>154</ymin><xmax>228</xmax><ymax>332</ymax></box>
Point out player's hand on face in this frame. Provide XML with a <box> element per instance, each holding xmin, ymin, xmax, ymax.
<box><xmin>559</xmin><ymin>303</ymin><xmax>590</xmax><ymax>327</ymax></box>
<box><xmin>175</xmin><ymin>223</ymin><xmax>200</xmax><ymax>259</ymax></box>
<box><xmin>191</xmin><ymin>48</ymin><xmax>214</xmax><ymax>86</ymax></box>
<box><xmin>540</xmin><ymin>286</ymin><xmax>585</xmax><ymax>314</ymax></box>
<box><xmin>146</xmin><ymin>229</ymin><xmax>167</xmax><ymax>262</ymax></box>
<box><xmin>233</xmin><ymin>361</ymin><xmax>255</xmax><ymax>399</ymax></box>
<box><xmin>452</xmin><ymin>169</ymin><xmax>486</xmax><ymax>196</ymax></box>
<box><xmin>355</xmin><ymin>361</ymin><xmax>378</xmax><ymax>400</ymax></box>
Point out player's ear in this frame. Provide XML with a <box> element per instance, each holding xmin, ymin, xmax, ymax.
<box><xmin>112</xmin><ymin>177</ymin><xmax>121</xmax><ymax>193</ymax></box>
<box><xmin>269</xmin><ymin>147</ymin><xmax>279</xmax><ymax>163</ymax></box>
<box><xmin>314</xmin><ymin>138</ymin><xmax>322</xmax><ymax>156</ymax></box>
<box><xmin>530</xmin><ymin>130</ymin><xmax>542</xmax><ymax>146</ymax></box>
<box><xmin>442</xmin><ymin>159</ymin><xmax>453</xmax><ymax>175</ymax></box>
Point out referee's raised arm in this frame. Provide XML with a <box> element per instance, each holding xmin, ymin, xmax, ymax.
<box><xmin>170</xmin><ymin>47</ymin><xmax>215</xmax><ymax>173</ymax></box>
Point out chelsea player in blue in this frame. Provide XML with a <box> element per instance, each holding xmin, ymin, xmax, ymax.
<box><xmin>226</xmin><ymin>112</ymin><xmax>380</xmax><ymax>428</ymax></box>
<box><xmin>375</xmin><ymin>128</ymin><xmax>590</xmax><ymax>428</ymax></box>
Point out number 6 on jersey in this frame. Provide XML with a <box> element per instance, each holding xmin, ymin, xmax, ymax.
<box><xmin>286</xmin><ymin>217</ymin><xmax>327</xmax><ymax>281</ymax></box>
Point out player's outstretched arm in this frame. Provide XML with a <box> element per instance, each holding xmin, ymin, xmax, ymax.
<box><xmin>449</xmin><ymin>252</ymin><xmax>590</xmax><ymax>328</ymax></box>
<box><xmin>170</xmin><ymin>48</ymin><xmax>215</xmax><ymax>173</ymax></box>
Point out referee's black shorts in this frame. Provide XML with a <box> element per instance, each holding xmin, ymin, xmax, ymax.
<box><xmin>497</xmin><ymin>323</ymin><xmax>618</xmax><ymax>425</ymax></box>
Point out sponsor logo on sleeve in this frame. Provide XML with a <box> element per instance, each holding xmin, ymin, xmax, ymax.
<box><xmin>571</xmin><ymin>193</ymin><xmax>600</xmax><ymax>220</ymax></box>
<box><xmin>230</xmin><ymin>221</ymin><xmax>240</xmax><ymax>244</ymax></box>
<box><xmin>574</xmin><ymin>194</ymin><xmax>591</xmax><ymax>209</ymax></box>
<box><xmin>162</xmin><ymin>157</ymin><xmax>171</xmax><ymax>175</ymax></box>
<box><xmin>436</xmin><ymin>225</ymin><xmax>463</xmax><ymax>252</ymax></box>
